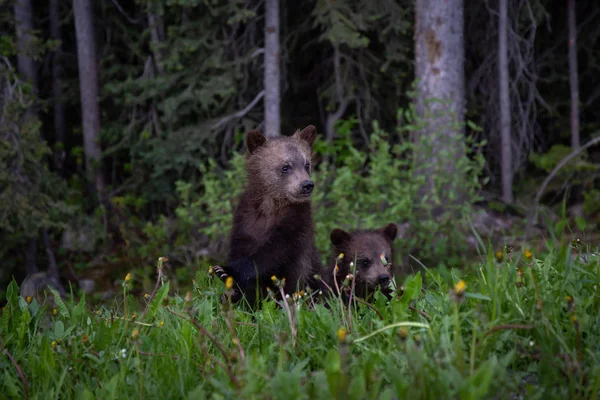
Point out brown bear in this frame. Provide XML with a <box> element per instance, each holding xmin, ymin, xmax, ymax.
<box><xmin>213</xmin><ymin>126</ymin><xmax>322</xmax><ymax>307</ymax></box>
<box><xmin>322</xmin><ymin>223</ymin><xmax>398</xmax><ymax>299</ymax></box>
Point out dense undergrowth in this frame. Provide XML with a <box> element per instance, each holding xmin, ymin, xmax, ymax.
<box><xmin>1</xmin><ymin>239</ymin><xmax>599</xmax><ymax>400</ymax></box>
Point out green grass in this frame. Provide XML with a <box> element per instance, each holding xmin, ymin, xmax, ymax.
<box><xmin>1</xmin><ymin>242</ymin><xmax>599</xmax><ymax>400</ymax></box>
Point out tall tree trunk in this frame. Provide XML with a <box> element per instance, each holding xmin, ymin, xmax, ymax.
<box><xmin>568</xmin><ymin>0</ymin><xmax>580</xmax><ymax>150</ymax></box>
<box><xmin>264</xmin><ymin>0</ymin><xmax>280</xmax><ymax>138</ymax></box>
<box><xmin>50</xmin><ymin>0</ymin><xmax>66</xmax><ymax>172</ymax></box>
<box><xmin>498</xmin><ymin>0</ymin><xmax>513</xmax><ymax>204</ymax></box>
<box><xmin>13</xmin><ymin>0</ymin><xmax>37</xmax><ymax>120</ymax></box>
<box><xmin>414</xmin><ymin>0</ymin><xmax>466</xmax><ymax>209</ymax></box>
<box><xmin>147</xmin><ymin>10</ymin><xmax>165</xmax><ymax>75</ymax></box>
<box><xmin>14</xmin><ymin>0</ymin><xmax>39</xmax><ymax>275</ymax></box>
<box><xmin>73</xmin><ymin>0</ymin><xmax>105</xmax><ymax>197</ymax></box>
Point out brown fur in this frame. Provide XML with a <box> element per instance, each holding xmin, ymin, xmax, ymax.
<box><xmin>222</xmin><ymin>126</ymin><xmax>322</xmax><ymax>307</ymax></box>
<box><xmin>323</xmin><ymin>223</ymin><xmax>398</xmax><ymax>299</ymax></box>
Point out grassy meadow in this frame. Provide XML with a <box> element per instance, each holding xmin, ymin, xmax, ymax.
<box><xmin>1</xmin><ymin>238</ymin><xmax>599</xmax><ymax>400</ymax></box>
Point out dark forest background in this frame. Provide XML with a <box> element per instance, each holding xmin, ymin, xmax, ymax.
<box><xmin>1</xmin><ymin>0</ymin><xmax>599</xmax><ymax>300</ymax></box>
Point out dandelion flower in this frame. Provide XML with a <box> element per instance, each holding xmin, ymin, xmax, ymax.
<box><xmin>82</xmin><ymin>334</ymin><xmax>88</xmax><ymax>344</ymax></box>
<box><xmin>454</xmin><ymin>280</ymin><xmax>467</xmax><ymax>295</ymax></box>
<box><xmin>337</xmin><ymin>327</ymin><xmax>347</xmax><ymax>343</ymax></box>
<box><xmin>208</xmin><ymin>266</ymin><xmax>214</xmax><ymax>275</ymax></box>
<box><xmin>125</xmin><ymin>273</ymin><xmax>132</xmax><ymax>282</ymax></box>
<box><xmin>524</xmin><ymin>250</ymin><xmax>532</xmax><ymax>260</ymax></box>
<box><xmin>337</xmin><ymin>253</ymin><xmax>344</xmax><ymax>260</ymax></box>
<box><xmin>51</xmin><ymin>341</ymin><xmax>57</xmax><ymax>349</ymax></box>
<box><xmin>570</xmin><ymin>315</ymin><xmax>577</xmax><ymax>323</ymax></box>
<box><xmin>159</xmin><ymin>321</ymin><xmax>165</xmax><ymax>327</ymax></box>
<box><xmin>225</xmin><ymin>276</ymin><xmax>234</xmax><ymax>290</ymax></box>
<box><xmin>144</xmin><ymin>293</ymin><xmax>150</xmax><ymax>300</ymax></box>
<box><xmin>26</xmin><ymin>296</ymin><xmax>32</xmax><ymax>304</ymax></box>
<box><xmin>53</xmin><ymin>308</ymin><xmax>58</xmax><ymax>315</ymax></box>
<box><xmin>271</xmin><ymin>275</ymin><xmax>277</xmax><ymax>282</ymax></box>
<box><xmin>495</xmin><ymin>251</ymin><xmax>503</xmax><ymax>261</ymax></box>
<box><xmin>131</xmin><ymin>328</ymin><xmax>139</xmax><ymax>340</ymax></box>
<box><xmin>399</xmin><ymin>327</ymin><xmax>408</xmax><ymax>340</ymax></box>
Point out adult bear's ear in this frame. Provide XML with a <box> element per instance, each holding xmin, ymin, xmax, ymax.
<box><xmin>246</xmin><ymin>130</ymin><xmax>267</xmax><ymax>154</ymax></box>
<box><xmin>330</xmin><ymin>228</ymin><xmax>351</xmax><ymax>248</ymax></box>
<box><xmin>294</xmin><ymin>125</ymin><xmax>317</xmax><ymax>148</ymax></box>
<box><xmin>381</xmin><ymin>223</ymin><xmax>398</xmax><ymax>243</ymax></box>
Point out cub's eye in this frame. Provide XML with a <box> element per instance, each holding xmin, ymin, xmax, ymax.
<box><xmin>305</xmin><ymin>163</ymin><xmax>310</xmax><ymax>172</ymax></box>
<box><xmin>360</xmin><ymin>259</ymin><xmax>370</xmax><ymax>268</ymax></box>
<box><xmin>282</xmin><ymin>165</ymin><xmax>291</xmax><ymax>173</ymax></box>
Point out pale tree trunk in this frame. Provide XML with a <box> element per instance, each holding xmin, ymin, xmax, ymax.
<box><xmin>50</xmin><ymin>0</ymin><xmax>66</xmax><ymax>172</ymax></box>
<box><xmin>568</xmin><ymin>0</ymin><xmax>580</xmax><ymax>150</ymax></box>
<box><xmin>414</xmin><ymin>0</ymin><xmax>466</xmax><ymax>207</ymax></box>
<box><xmin>264</xmin><ymin>0</ymin><xmax>280</xmax><ymax>137</ymax></box>
<box><xmin>73</xmin><ymin>0</ymin><xmax>105</xmax><ymax>197</ymax></box>
<box><xmin>498</xmin><ymin>0</ymin><xmax>513</xmax><ymax>204</ymax></box>
<box><xmin>14</xmin><ymin>0</ymin><xmax>39</xmax><ymax>275</ymax></box>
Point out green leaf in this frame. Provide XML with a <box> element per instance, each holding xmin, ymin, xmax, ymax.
<box><xmin>146</xmin><ymin>281</ymin><xmax>170</xmax><ymax>321</ymax></box>
<box><xmin>48</xmin><ymin>287</ymin><xmax>69</xmax><ymax>318</ymax></box>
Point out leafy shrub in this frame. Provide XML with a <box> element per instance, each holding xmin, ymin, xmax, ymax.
<box><xmin>160</xmin><ymin>105</ymin><xmax>486</xmax><ymax>270</ymax></box>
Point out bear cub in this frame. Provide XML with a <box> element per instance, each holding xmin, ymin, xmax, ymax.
<box><xmin>323</xmin><ymin>223</ymin><xmax>398</xmax><ymax>299</ymax></box>
<box><xmin>213</xmin><ymin>126</ymin><xmax>322</xmax><ymax>307</ymax></box>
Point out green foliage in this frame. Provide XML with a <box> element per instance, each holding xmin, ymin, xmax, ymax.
<box><xmin>164</xmin><ymin>107</ymin><xmax>485</xmax><ymax>268</ymax></box>
<box><xmin>0</xmin><ymin>60</ymin><xmax>75</xmax><ymax>262</ymax></box>
<box><xmin>1</xmin><ymin>240</ymin><xmax>599</xmax><ymax>398</ymax></box>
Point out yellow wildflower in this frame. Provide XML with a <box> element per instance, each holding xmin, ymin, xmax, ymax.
<box><xmin>495</xmin><ymin>251</ymin><xmax>503</xmax><ymax>261</ymax></box>
<box><xmin>82</xmin><ymin>334</ymin><xmax>88</xmax><ymax>344</ymax></box>
<box><xmin>131</xmin><ymin>313</ymin><xmax>137</xmax><ymax>320</ymax></box>
<box><xmin>337</xmin><ymin>327</ymin><xmax>347</xmax><ymax>343</ymax></box>
<box><xmin>570</xmin><ymin>315</ymin><xmax>577</xmax><ymax>323</ymax></box>
<box><xmin>337</xmin><ymin>253</ymin><xmax>344</xmax><ymax>260</ymax></box>
<box><xmin>26</xmin><ymin>296</ymin><xmax>32</xmax><ymax>304</ymax></box>
<box><xmin>454</xmin><ymin>280</ymin><xmax>467</xmax><ymax>295</ymax></box>
<box><xmin>232</xmin><ymin>338</ymin><xmax>240</xmax><ymax>346</ymax></box>
<box><xmin>159</xmin><ymin>321</ymin><xmax>165</xmax><ymax>327</ymax></box>
<box><xmin>144</xmin><ymin>293</ymin><xmax>150</xmax><ymax>300</ymax></box>
<box><xmin>51</xmin><ymin>341</ymin><xmax>57</xmax><ymax>349</ymax></box>
<box><xmin>131</xmin><ymin>328</ymin><xmax>139</xmax><ymax>340</ymax></box>
<box><xmin>225</xmin><ymin>276</ymin><xmax>234</xmax><ymax>290</ymax></box>
<box><xmin>125</xmin><ymin>273</ymin><xmax>132</xmax><ymax>282</ymax></box>
<box><xmin>53</xmin><ymin>308</ymin><xmax>58</xmax><ymax>315</ymax></box>
<box><xmin>399</xmin><ymin>327</ymin><xmax>408</xmax><ymax>340</ymax></box>
<box><xmin>524</xmin><ymin>250</ymin><xmax>532</xmax><ymax>260</ymax></box>
<box><xmin>208</xmin><ymin>266</ymin><xmax>214</xmax><ymax>275</ymax></box>
<box><xmin>271</xmin><ymin>275</ymin><xmax>277</xmax><ymax>282</ymax></box>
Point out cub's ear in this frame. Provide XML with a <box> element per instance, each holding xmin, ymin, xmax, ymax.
<box><xmin>294</xmin><ymin>125</ymin><xmax>317</xmax><ymax>148</ymax></box>
<box><xmin>246</xmin><ymin>130</ymin><xmax>267</xmax><ymax>154</ymax></box>
<box><xmin>381</xmin><ymin>223</ymin><xmax>398</xmax><ymax>243</ymax></box>
<box><xmin>330</xmin><ymin>228</ymin><xmax>351</xmax><ymax>248</ymax></box>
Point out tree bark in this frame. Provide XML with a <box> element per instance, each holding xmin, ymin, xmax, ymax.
<box><xmin>147</xmin><ymin>11</ymin><xmax>165</xmax><ymax>75</ymax></box>
<box><xmin>498</xmin><ymin>0</ymin><xmax>513</xmax><ymax>203</ymax></box>
<box><xmin>568</xmin><ymin>0</ymin><xmax>580</xmax><ymax>150</ymax></box>
<box><xmin>73</xmin><ymin>0</ymin><xmax>105</xmax><ymax>197</ymax></box>
<box><xmin>50</xmin><ymin>0</ymin><xmax>66</xmax><ymax>172</ymax></box>
<box><xmin>13</xmin><ymin>0</ymin><xmax>37</xmax><ymax>120</ymax></box>
<box><xmin>14</xmin><ymin>0</ymin><xmax>40</xmax><ymax>275</ymax></box>
<box><xmin>264</xmin><ymin>0</ymin><xmax>281</xmax><ymax>138</ymax></box>
<box><xmin>414</xmin><ymin>0</ymin><xmax>466</xmax><ymax>207</ymax></box>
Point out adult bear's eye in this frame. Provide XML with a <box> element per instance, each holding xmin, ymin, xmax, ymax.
<box><xmin>305</xmin><ymin>163</ymin><xmax>310</xmax><ymax>172</ymax></box>
<box><xmin>360</xmin><ymin>259</ymin><xmax>370</xmax><ymax>267</ymax></box>
<box><xmin>282</xmin><ymin>165</ymin><xmax>291</xmax><ymax>173</ymax></box>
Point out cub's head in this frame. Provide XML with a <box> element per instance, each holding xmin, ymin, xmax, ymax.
<box><xmin>329</xmin><ymin>223</ymin><xmax>398</xmax><ymax>298</ymax></box>
<box><xmin>245</xmin><ymin>125</ymin><xmax>317</xmax><ymax>204</ymax></box>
